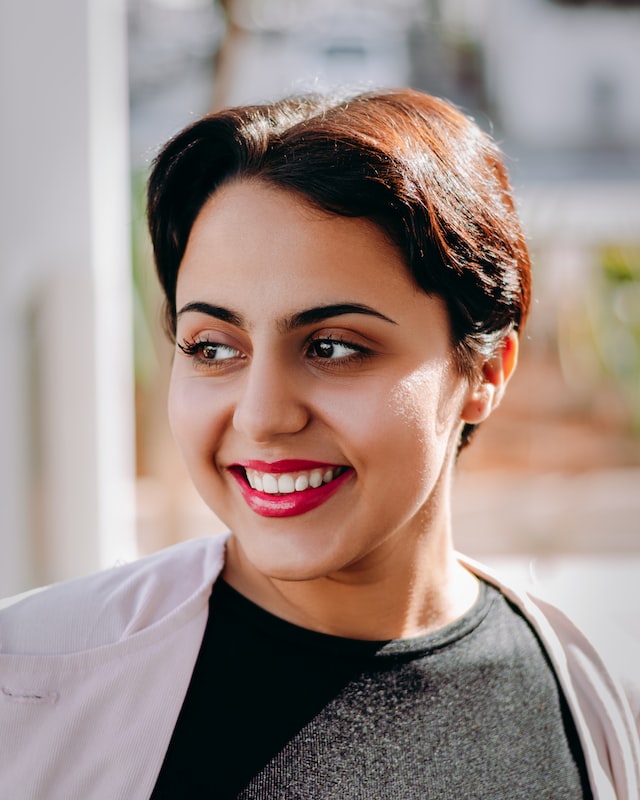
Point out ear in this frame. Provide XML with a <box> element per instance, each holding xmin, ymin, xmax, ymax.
<box><xmin>461</xmin><ymin>331</ymin><xmax>519</xmax><ymax>424</ymax></box>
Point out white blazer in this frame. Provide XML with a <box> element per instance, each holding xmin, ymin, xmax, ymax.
<box><xmin>1</xmin><ymin>534</ymin><xmax>638</xmax><ymax>799</ymax></box>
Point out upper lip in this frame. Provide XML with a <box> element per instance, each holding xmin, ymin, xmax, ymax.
<box><xmin>231</xmin><ymin>459</ymin><xmax>343</xmax><ymax>474</ymax></box>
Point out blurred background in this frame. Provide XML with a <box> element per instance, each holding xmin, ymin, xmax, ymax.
<box><xmin>1</xmin><ymin>0</ymin><xmax>639</xmax><ymax>634</ymax></box>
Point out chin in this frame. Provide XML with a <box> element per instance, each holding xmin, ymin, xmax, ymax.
<box><xmin>249</xmin><ymin>548</ymin><xmax>340</xmax><ymax>583</ymax></box>
<box><xmin>231</xmin><ymin>529</ymin><xmax>353</xmax><ymax>583</ymax></box>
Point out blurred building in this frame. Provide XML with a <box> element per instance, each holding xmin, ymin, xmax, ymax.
<box><xmin>488</xmin><ymin>0</ymin><xmax>640</xmax><ymax>153</ymax></box>
<box><xmin>211</xmin><ymin>0</ymin><xmax>425</xmax><ymax>107</ymax></box>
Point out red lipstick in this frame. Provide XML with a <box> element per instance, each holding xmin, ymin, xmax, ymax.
<box><xmin>239</xmin><ymin>459</ymin><xmax>336</xmax><ymax>474</ymax></box>
<box><xmin>229</xmin><ymin>463</ymin><xmax>354</xmax><ymax>518</ymax></box>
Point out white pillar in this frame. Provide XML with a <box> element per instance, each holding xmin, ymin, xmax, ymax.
<box><xmin>0</xmin><ymin>0</ymin><xmax>136</xmax><ymax>596</ymax></box>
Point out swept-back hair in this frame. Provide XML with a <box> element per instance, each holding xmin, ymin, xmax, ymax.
<box><xmin>147</xmin><ymin>88</ymin><xmax>531</xmax><ymax>448</ymax></box>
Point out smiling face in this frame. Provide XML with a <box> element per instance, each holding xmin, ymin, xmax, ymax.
<box><xmin>169</xmin><ymin>180</ymin><xmax>480</xmax><ymax>589</ymax></box>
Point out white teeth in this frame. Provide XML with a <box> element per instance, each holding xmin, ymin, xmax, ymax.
<box><xmin>262</xmin><ymin>474</ymin><xmax>279</xmax><ymax>494</ymax></box>
<box><xmin>309</xmin><ymin>469</ymin><xmax>323</xmax><ymax>488</ymax></box>
<box><xmin>244</xmin><ymin>466</ymin><xmax>343</xmax><ymax>495</ymax></box>
<box><xmin>277</xmin><ymin>474</ymin><xmax>295</xmax><ymax>494</ymax></box>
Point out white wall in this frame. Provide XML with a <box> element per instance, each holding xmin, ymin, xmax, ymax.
<box><xmin>0</xmin><ymin>0</ymin><xmax>136</xmax><ymax>596</ymax></box>
<box><xmin>485</xmin><ymin>0</ymin><xmax>640</xmax><ymax>148</ymax></box>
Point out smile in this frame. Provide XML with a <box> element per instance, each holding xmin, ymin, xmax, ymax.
<box><xmin>245</xmin><ymin>466</ymin><xmax>344</xmax><ymax>494</ymax></box>
<box><xmin>229</xmin><ymin>460</ymin><xmax>354</xmax><ymax>517</ymax></box>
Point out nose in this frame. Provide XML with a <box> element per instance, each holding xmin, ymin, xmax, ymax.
<box><xmin>232</xmin><ymin>352</ymin><xmax>310</xmax><ymax>443</ymax></box>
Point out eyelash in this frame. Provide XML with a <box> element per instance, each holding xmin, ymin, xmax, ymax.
<box><xmin>176</xmin><ymin>335</ymin><xmax>372</xmax><ymax>369</ymax></box>
<box><xmin>177</xmin><ymin>337</ymin><xmax>242</xmax><ymax>367</ymax></box>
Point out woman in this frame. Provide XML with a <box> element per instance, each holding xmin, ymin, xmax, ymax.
<box><xmin>1</xmin><ymin>89</ymin><xmax>638</xmax><ymax>799</ymax></box>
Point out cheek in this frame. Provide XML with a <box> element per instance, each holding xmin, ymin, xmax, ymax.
<box><xmin>167</xmin><ymin>378</ymin><xmax>194</xmax><ymax>457</ymax></box>
<box><xmin>386</xmin><ymin>366</ymin><xmax>467</xmax><ymax>459</ymax></box>
<box><xmin>388</xmin><ymin>365</ymin><xmax>456</xmax><ymax>429</ymax></box>
<box><xmin>167</xmin><ymin>376</ymin><xmax>222</xmax><ymax>461</ymax></box>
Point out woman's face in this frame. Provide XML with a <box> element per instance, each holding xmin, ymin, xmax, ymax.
<box><xmin>169</xmin><ymin>180</ymin><xmax>476</xmax><ymax>583</ymax></box>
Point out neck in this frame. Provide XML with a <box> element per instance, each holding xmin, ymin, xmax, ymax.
<box><xmin>222</xmin><ymin>532</ymin><xmax>478</xmax><ymax>641</ymax></box>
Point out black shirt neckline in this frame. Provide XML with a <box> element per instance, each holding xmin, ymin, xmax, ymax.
<box><xmin>211</xmin><ymin>577</ymin><xmax>496</xmax><ymax>661</ymax></box>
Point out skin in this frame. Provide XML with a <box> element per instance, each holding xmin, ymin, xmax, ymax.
<box><xmin>169</xmin><ymin>179</ymin><xmax>517</xmax><ymax>640</ymax></box>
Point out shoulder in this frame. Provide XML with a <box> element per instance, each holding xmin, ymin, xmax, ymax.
<box><xmin>459</xmin><ymin>554</ymin><xmax>640</xmax><ymax>720</ymax></box>
<box><xmin>460</xmin><ymin>553</ymin><xmax>640</xmax><ymax>795</ymax></box>
<box><xmin>0</xmin><ymin>534</ymin><xmax>228</xmax><ymax>656</ymax></box>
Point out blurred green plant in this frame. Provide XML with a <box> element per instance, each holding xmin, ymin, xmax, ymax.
<box><xmin>130</xmin><ymin>167</ymin><xmax>164</xmax><ymax>388</ymax></box>
<box><xmin>590</xmin><ymin>243</ymin><xmax>640</xmax><ymax>433</ymax></box>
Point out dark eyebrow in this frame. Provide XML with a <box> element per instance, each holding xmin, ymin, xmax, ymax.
<box><xmin>282</xmin><ymin>303</ymin><xmax>398</xmax><ymax>332</ymax></box>
<box><xmin>175</xmin><ymin>301</ymin><xmax>397</xmax><ymax>331</ymax></box>
<box><xmin>176</xmin><ymin>302</ymin><xmax>245</xmax><ymax>328</ymax></box>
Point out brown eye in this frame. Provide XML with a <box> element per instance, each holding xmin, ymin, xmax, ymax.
<box><xmin>307</xmin><ymin>338</ymin><xmax>368</xmax><ymax>361</ymax></box>
<box><xmin>202</xmin><ymin>344</ymin><xmax>219</xmax><ymax>359</ymax></box>
<box><xmin>309</xmin><ymin>340</ymin><xmax>337</xmax><ymax>359</ymax></box>
<box><xmin>178</xmin><ymin>339</ymin><xmax>241</xmax><ymax>361</ymax></box>
<box><xmin>201</xmin><ymin>343</ymin><xmax>239</xmax><ymax>360</ymax></box>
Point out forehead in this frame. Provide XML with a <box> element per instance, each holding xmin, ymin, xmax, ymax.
<box><xmin>176</xmin><ymin>180</ymin><xmax>451</xmax><ymax>337</ymax></box>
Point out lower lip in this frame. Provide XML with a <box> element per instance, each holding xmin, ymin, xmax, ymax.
<box><xmin>230</xmin><ymin>468</ymin><xmax>354</xmax><ymax>518</ymax></box>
